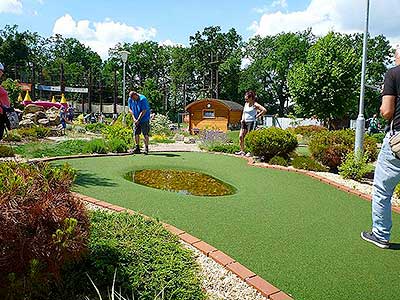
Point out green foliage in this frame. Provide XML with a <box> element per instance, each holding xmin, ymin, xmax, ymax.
<box><xmin>83</xmin><ymin>139</ymin><xmax>108</xmax><ymax>154</ymax></box>
<box><xmin>150</xmin><ymin>114</ymin><xmax>172</xmax><ymax>136</ymax></box>
<box><xmin>269</xmin><ymin>156</ymin><xmax>289</xmax><ymax>167</ymax></box>
<box><xmin>369</xmin><ymin>132</ymin><xmax>386</xmax><ymax>144</ymax></box>
<box><xmin>3</xmin><ymin>130</ymin><xmax>22</xmax><ymax>142</ymax></box>
<box><xmin>85</xmin><ymin>122</ymin><xmax>108</xmax><ymax>134</ymax></box>
<box><xmin>288</xmin><ymin>32</ymin><xmax>359</xmax><ymax>122</ymax></box>
<box><xmin>244</xmin><ymin>127</ymin><xmax>298</xmax><ymax>161</ymax></box>
<box><xmin>394</xmin><ymin>184</ymin><xmax>400</xmax><ymax>199</ymax></box>
<box><xmin>107</xmin><ymin>138</ymin><xmax>129</xmax><ymax>153</ymax></box>
<box><xmin>207</xmin><ymin>143</ymin><xmax>240</xmax><ymax>154</ymax></box>
<box><xmin>150</xmin><ymin>134</ymin><xmax>175</xmax><ymax>144</ymax></box>
<box><xmin>57</xmin><ymin>211</ymin><xmax>205</xmax><ymax>300</ymax></box>
<box><xmin>0</xmin><ymin>162</ymin><xmax>89</xmax><ymax>299</ymax></box>
<box><xmin>242</xmin><ymin>31</ymin><xmax>313</xmax><ymax>115</ymax></box>
<box><xmin>0</xmin><ymin>145</ymin><xmax>15</xmax><ymax>157</ymax></box>
<box><xmin>308</xmin><ymin>129</ymin><xmax>378</xmax><ymax>170</ymax></box>
<box><xmin>1</xmin><ymin>78</ymin><xmax>22</xmax><ymax>108</ymax></box>
<box><xmin>139</xmin><ymin>78</ymin><xmax>163</xmax><ymax>113</ymax></box>
<box><xmin>104</xmin><ymin>124</ymin><xmax>133</xmax><ymax>145</ymax></box>
<box><xmin>338</xmin><ymin>151</ymin><xmax>370</xmax><ymax>181</ymax></box>
<box><xmin>14</xmin><ymin>139</ymin><xmax>88</xmax><ymax>158</ymax></box>
<box><xmin>292</xmin><ymin>125</ymin><xmax>327</xmax><ymax>138</ymax></box>
<box><xmin>291</xmin><ymin>156</ymin><xmax>328</xmax><ymax>172</ymax></box>
<box><xmin>34</xmin><ymin>126</ymin><xmax>51</xmax><ymax>138</ymax></box>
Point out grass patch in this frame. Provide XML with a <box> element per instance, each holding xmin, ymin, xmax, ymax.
<box><xmin>59</xmin><ymin>153</ymin><xmax>400</xmax><ymax>300</ymax></box>
<box><xmin>14</xmin><ymin>140</ymin><xmax>88</xmax><ymax>158</ymax></box>
<box><xmin>226</xmin><ymin>130</ymin><xmax>240</xmax><ymax>144</ymax></box>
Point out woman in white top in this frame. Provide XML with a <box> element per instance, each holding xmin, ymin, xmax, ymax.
<box><xmin>235</xmin><ymin>90</ymin><xmax>267</xmax><ymax>156</ymax></box>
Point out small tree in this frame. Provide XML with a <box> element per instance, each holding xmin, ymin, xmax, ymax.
<box><xmin>1</xmin><ymin>78</ymin><xmax>22</xmax><ymax>108</ymax></box>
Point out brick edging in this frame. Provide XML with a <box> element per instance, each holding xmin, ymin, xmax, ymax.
<box><xmin>73</xmin><ymin>192</ymin><xmax>294</xmax><ymax>300</ymax></box>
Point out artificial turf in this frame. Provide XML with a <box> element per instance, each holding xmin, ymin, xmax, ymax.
<box><xmin>59</xmin><ymin>152</ymin><xmax>400</xmax><ymax>300</ymax></box>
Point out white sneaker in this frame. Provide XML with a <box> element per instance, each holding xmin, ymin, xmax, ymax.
<box><xmin>245</xmin><ymin>152</ymin><xmax>252</xmax><ymax>157</ymax></box>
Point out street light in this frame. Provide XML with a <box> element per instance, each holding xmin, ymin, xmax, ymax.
<box><xmin>354</xmin><ymin>0</ymin><xmax>370</xmax><ymax>155</ymax></box>
<box><xmin>119</xmin><ymin>50</ymin><xmax>130</xmax><ymax>125</ymax></box>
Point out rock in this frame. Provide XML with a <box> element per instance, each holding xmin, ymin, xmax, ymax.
<box><xmin>19</xmin><ymin>119</ymin><xmax>35</xmax><ymax>127</ymax></box>
<box><xmin>183</xmin><ymin>137</ymin><xmax>196</xmax><ymax>144</ymax></box>
<box><xmin>174</xmin><ymin>134</ymin><xmax>185</xmax><ymax>141</ymax></box>
<box><xmin>22</xmin><ymin>113</ymin><xmax>35</xmax><ymax>120</ymax></box>
<box><xmin>24</xmin><ymin>104</ymin><xmax>45</xmax><ymax>114</ymax></box>
<box><xmin>38</xmin><ymin>119</ymin><xmax>50</xmax><ymax>126</ymax></box>
<box><xmin>35</xmin><ymin>111</ymin><xmax>47</xmax><ymax>122</ymax></box>
<box><xmin>48</xmin><ymin>116</ymin><xmax>60</xmax><ymax>126</ymax></box>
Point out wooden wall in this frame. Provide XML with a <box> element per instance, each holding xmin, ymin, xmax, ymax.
<box><xmin>187</xmin><ymin>100</ymin><xmax>242</xmax><ymax>133</ymax></box>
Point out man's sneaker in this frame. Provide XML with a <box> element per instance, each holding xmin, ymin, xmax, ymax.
<box><xmin>133</xmin><ymin>147</ymin><xmax>141</xmax><ymax>154</ymax></box>
<box><xmin>245</xmin><ymin>152</ymin><xmax>252</xmax><ymax>157</ymax></box>
<box><xmin>361</xmin><ymin>231</ymin><xmax>389</xmax><ymax>249</ymax></box>
<box><xmin>235</xmin><ymin>151</ymin><xmax>245</xmax><ymax>156</ymax></box>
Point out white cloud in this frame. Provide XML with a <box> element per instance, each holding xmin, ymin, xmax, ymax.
<box><xmin>250</xmin><ymin>0</ymin><xmax>400</xmax><ymax>45</ymax></box>
<box><xmin>52</xmin><ymin>14</ymin><xmax>157</xmax><ymax>60</ymax></box>
<box><xmin>0</xmin><ymin>0</ymin><xmax>23</xmax><ymax>14</ymax></box>
<box><xmin>159</xmin><ymin>39</ymin><xmax>184</xmax><ymax>47</ymax></box>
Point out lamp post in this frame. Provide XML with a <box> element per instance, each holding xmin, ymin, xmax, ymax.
<box><xmin>354</xmin><ymin>0</ymin><xmax>370</xmax><ymax>155</ymax></box>
<box><xmin>119</xmin><ymin>50</ymin><xmax>130</xmax><ymax>125</ymax></box>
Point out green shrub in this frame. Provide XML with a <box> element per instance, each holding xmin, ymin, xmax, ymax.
<box><xmin>150</xmin><ymin>134</ymin><xmax>175</xmax><ymax>144</ymax></box>
<box><xmin>292</xmin><ymin>125</ymin><xmax>327</xmax><ymax>137</ymax></box>
<box><xmin>3</xmin><ymin>130</ymin><xmax>22</xmax><ymax>142</ymax></box>
<box><xmin>104</xmin><ymin>124</ymin><xmax>133</xmax><ymax>145</ymax></box>
<box><xmin>395</xmin><ymin>184</ymin><xmax>400</xmax><ymax>199</ymax></box>
<box><xmin>107</xmin><ymin>138</ymin><xmax>129</xmax><ymax>153</ymax></box>
<box><xmin>292</xmin><ymin>156</ymin><xmax>328</xmax><ymax>172</ymax></box>
<box><xmin>308</xmin><ymin>129</ymin><xmax>378</xmax><ymax>170</ymax></box>
<box><xmin>269</xmin><ymin>156</ymin><xmax>289</xmax><ymax>166</ymax></box>
<box><xmin>369</xmin><ymin>132</ymin><xmax>386</xmax><ymax>144</ymax></box>
<box><xmin>0</xmin><ymin>145</ymin><xmax>15</xmax><ymax>157</ymax></box>
<box><xmin>84</xmin><ymin>139</ymin><xmax>108</xmax><ymax>154</ymax></box>
<box><xmin>0</xmin><ymin>162</ymin><xmax>89</xmax><ymax>299</ymax></box>
<box><xmin>34</xmin><ymin>126</ymin><xmax>51</xmax><ymax>138</ymax></box>
<box><xmin>56</xmin><ymin>211</ymin><xmax>205</xmax><ymax>300</ymax></box>
<box><xmin>85</xmin><ymin>123</ymin><xmax>108</xmax><ymax>134</ymax></box>
<box><xmin>245</xmin><ymin>127</ymin><xmax>298</xmax><ymax>161</ymax></box>
<box><xmin>15</xmin><ymin>127</ymin><xmax>38</xmax><ymax>139</ymax></box>
<box><xmin>150</xmin><ymin>114</ymin><xmax>173</xmax><ymax>136</ymax></box>
<box><xmin>207</xmin><ymin>143</ymin><xmax>240</xmax><ymax>154</ymax></box>
<box><xmin>338</xmin><ymin>151</ymin><xmax>370</xmax><ymax>181</ymax></box>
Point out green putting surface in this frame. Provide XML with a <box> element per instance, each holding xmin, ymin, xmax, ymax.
<box><xmin>59</xmin><ymin>152</ymin><xmax>400</xmax><ymax>300</ymax></box>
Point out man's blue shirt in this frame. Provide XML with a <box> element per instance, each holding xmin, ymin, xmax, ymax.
<box><xmin>128</xmin><ymin>94</ymin><xmax>150</xmax><ymax>123</ymax></box>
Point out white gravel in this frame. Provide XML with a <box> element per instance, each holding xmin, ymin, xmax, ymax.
<box><xmin>312</xmin><ymin>171</ymin><xmax>400</xmax><ymax>206</ymax></box>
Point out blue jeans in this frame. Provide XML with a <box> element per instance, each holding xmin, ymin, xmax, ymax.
<box><xmin>372</xmin><ymin>133</ymin><xmax>400</xmax><ymax>242</ymax></box>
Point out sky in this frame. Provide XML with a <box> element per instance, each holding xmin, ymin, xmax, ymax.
<box><xmin>1</xmin><ymin>0</ymin><xmax>399</xmax><ymax>60</ymax></box>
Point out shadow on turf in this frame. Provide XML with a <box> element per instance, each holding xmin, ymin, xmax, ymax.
<box><xmin>389</xmin><ymin>243</ymin><xmax>400</xmax><ymax>250</ymax></box>
<box><xmin>74</xmin><ymin>171</ymin><xmax>117</xmax><ymax>187</ymax></box>
<box><xmin>148</xmin><ymin>152</ymin><xmax>181</xmax><ymax>157</ymax></box>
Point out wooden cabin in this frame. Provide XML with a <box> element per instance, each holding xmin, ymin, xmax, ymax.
<box><xmin>185</xmin><ymin>98</ymin><xmax>243</xmax><ymax>134</ymax></box>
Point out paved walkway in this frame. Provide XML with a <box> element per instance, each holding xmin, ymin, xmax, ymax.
<box><xmin>149</xmin><ymin>141</ymin><xmax>202</xmax><ymax>152</ymax></box>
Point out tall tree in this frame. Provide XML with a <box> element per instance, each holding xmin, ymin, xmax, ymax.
<box><xmin>288</xmin><ymin>32</ymin><xmax>359</xmax><ymax>126</ymax></box>
<box><xmin>242</xmin><ymin>30</ymin><xmax>313</xmax><ymax>115</ymax></box>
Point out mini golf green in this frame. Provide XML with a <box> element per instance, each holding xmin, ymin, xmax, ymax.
<box><xmin>59</xmin><ymin>152</ymin><xmax>400</xmax><ymax>300</ymax></box>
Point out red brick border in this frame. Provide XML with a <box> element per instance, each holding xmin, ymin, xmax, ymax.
<box><xmin>75</xmin><ymin>192</ymin><xmax>294</xmax><ymax>300</ymax></box>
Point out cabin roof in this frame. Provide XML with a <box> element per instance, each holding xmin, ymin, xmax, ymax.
<box><xmin>185</xmin><ymin>98</ymin><xmax>243</xmax><ymax>111</ymax></box>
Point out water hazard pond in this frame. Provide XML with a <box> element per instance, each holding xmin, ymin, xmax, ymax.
<box><xmin>127</xmin><ymin>169</ymin><xmax>236</xmax><ymax>196</ymax></box>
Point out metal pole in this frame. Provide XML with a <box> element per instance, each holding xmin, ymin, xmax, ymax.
<box><xmin>122</xmin><ymin>61</ymin><xmax>126</xmax><ymax>125</ymax></box>
<box><xmin>354</xmin><ymin>0</ymin><xmax>370</xmax><ymax>155</ymax></box>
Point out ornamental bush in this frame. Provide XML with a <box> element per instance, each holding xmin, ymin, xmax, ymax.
<box><xmin>244</xmin><ymin>127</ymin><xmax>298</xmax><ymax>161</ymax></box>
<box><xmin>55</xmin><ymin>211</ymin><xmax>206</xmax><ymax>300</ymax></box>
<box><xmin>150</xmin><ymin>114</ymin><xmax>173</xmax><ymax>136</ymax></box>
<box><xmin>107</xmin><ymin>138</ymin><xmax>129</xmax><ymax>153</ymax></box>
<box><xmin>0</xmin><ymin>162</ymin><xmax>89</xmax><ymax>299</ymax></box>
<box><xmin>291</xmin><ymin>156</ymin><xmax>328</xmax><ymax>172</ymax></box>
<box><xmin>292</xmin><ymin>125</ymin><xmax>327</xmax><ymax>138</ymax></box>
<box><xmin>338</xmin><ymin>151</ymin><xmax>370</xmax><ymax>181</ymax></box>
<box><xmin>308</xmin><ymin>129</ymin><xmax>378</xmax><ymax>171</ymax></box>
<box><xmin>269</xmin><ymin>156</ymin><xmax>289</xmax><ymax>166</ymax></box>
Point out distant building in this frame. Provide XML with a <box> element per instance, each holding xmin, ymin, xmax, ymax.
<box><xmin>185</xmin><ymin>98</ymin><xmax>243</xmax><ymax>134</ymax></box>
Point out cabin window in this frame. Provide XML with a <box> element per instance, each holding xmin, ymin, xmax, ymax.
<box><xmin>203</xmin><ymin>109</ymin><xmax>215</xmax><ymax>118</ymax></box>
